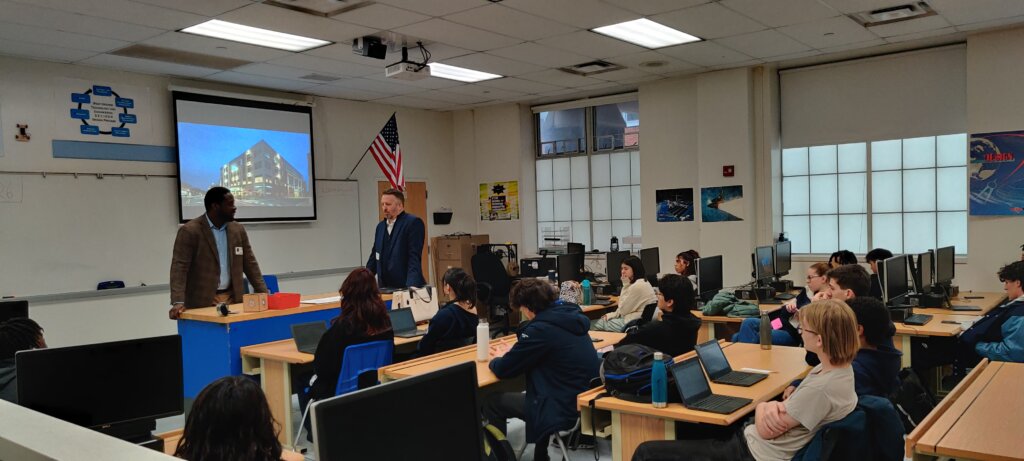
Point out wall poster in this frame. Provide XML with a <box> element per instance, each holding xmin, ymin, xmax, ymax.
<box><xmin>700</xmin><ymin>185</ymin><xmax>744</xmax><ymax>222</ymax></box>
<box><xmin>655</xmin><ymin>187</ymin><xmax>694</xmax><ymax>222</ymax></box>
<box><xmin>970</xmin><ymin>130</ymin><xmax>1024</xmax><ymax>215</ymax></box>
<box><xmin>480</xmin><ymin>181</ymin><xmax>519</xmax><ymax>221</ymax></box>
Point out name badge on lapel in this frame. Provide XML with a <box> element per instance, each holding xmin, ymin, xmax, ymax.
<box><xmin>235</xmin><ymin>246</ymin><xmax>243</xmax><ymax>255</ymax></box>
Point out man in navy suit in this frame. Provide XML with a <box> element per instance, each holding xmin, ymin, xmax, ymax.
<box><xmin>366</xmin><ymin>188</ymin><xmax>426</xmax><ymax>288</ymax></box>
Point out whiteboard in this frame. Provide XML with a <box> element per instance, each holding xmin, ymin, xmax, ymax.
<box><xmin>0</xmin><ymin>174</ymin><xmax>361</xmax><ymax>297</ymax></box>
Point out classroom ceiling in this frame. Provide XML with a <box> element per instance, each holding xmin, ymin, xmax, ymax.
<box><xmin>3</xmin><ymin>0</ymin><xmax>1024</xmax><ymax>111</ymax></box>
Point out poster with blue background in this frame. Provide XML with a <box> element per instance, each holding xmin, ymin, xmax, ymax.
<box><xmin>970</xmin><ymin>130</ymin><xmax>1024</xmax><ymax>215</ymax></box>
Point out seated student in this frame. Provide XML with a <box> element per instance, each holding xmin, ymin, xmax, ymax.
<box><xmin>828</xmin><ymin>249</ymin><xmax>858</xmax><ymax>268</ymax></box>
<box><xmin>485</xmin><ymin>279</ymin><xmax>600</xmax><ymax>461</ymax></box>
<box><xmin>615</xmin><ymin>274</ymin><xmax>701</xmax><ymax>357</ymax></box>
<box><xmin>674</xmin><ymin>249</ymin><xmax>700</xmax><ymax>285</ymax></box>
<box><xmin>175</xmin><ymin>376</ymin><xmax>302</xmax><ymax>461</ymax></box>
<box><xmin>956</xmin><ymin>261</ymin><xmax>1024</xmax><ymax>368</ymax></box>
<box><xmin>416</xmin><ymin>267</ymin><xmax>479</xmax><ymax>356</ymax></box>
<box><xmin>806</xmin><ymin>264</ymin><xmax>871</xmax><ymax>366</ymax></box>
<box><xmin>592</xmin><ymin>255</ymin><xmax>657</xmax><ymax>332</ymax></box>
<box><xmin>0</xmin><ymin>318</ymin><xmax>46</xmax><ymax>403</ymax></box>
<box><xmin>865</xmin><ymin>248</ymin><xmax>893</xmax><ymax>299</ymax></box>
<box><xmin>631</xmin><ymin>300</ymin><xmax>859</xmax><ymax>461</ymax></box>
<box><xmin>732</xmin><ymin>262</ymin><xmax>830</xmax><ymax>346</ymax></box>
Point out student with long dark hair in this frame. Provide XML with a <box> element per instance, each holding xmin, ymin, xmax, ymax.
<box><xmin>175</xmin><ymin>376</ymin><xmax>301</xmax><ymax>461</ymax></box>
<box><xmin>417</xmin><ymin>268</ymin><xmax>480</xmax><ymax>356</ymax></box>
<box><xmin>675</xmin><ymin>249</ymin><xmax>701</xmax><ymax>285</ymax></box>
<box><xmin>592</xmin><ymin>255</ymin><xmax>657</xmax><ymax>332</ymax></box>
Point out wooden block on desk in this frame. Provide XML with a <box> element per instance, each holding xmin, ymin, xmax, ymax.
<box><xmin>242</xmin><ymin>293</ymin><xmax>268</xmax><ymax>313</ymax></box>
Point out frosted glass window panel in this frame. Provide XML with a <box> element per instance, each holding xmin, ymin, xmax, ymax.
<box><xmin>809</xmin><ymin>175</ymin><xmax>838</xmax><ymax>214</ymax></box>
<box><xmin>537</xmin><ymin>190</ymin><xmax>554</xmax><ymax>221</ymax></box>
<box><xmin>553</xmin><ymin>190</ymin><xmax>572</xmax><ymax>221</ymax></box>
<box><xmin>591</xmin><ymin>154</ymin><xmax>611</xmax><ymax>187</ymax></box>
<box><xmin>552</xmin><ymin>157</ymin><xmax>571</xmax><ymax>189</ymax></box>
<box><xmin>783</xmin><ymin>147</ymin><xmax>808</xmax><ymax>176</ymax></box>
<box><xmin>937</xmin><ymin>211</ymin><xmax>967</xmax><ymax>254</ymax></box>
<box><xmin>537</xmin><ymin>224</ymin><xmax>551</xmax><ymax>249</ymax></box>
<box><xmin>571</xmin><ymin>189</ymin><xmax>591</xmax><ymax>220</ymax></box>
<box><xmin>902</xmin><ymin>136</ymin><xmax>936</xmax><ymax>169</ymax></box>
<box><xmin>631</xmin><ymin>151</ymin><xmax>641</xmax><ymax>184</ymax></box>
<box><xmin>872</xmin><ymin>213</ymin><xmax>903</xmax><ymax>253</ymax></box>
<box><xmin>535</xmin><ymin>159</ymin><xmax>553</xmax><ymax>191</ymax></box>
<box><xmin>552</xmin><ymin>222</ymin><xmax>571</xmax><ymax>246</ymax></box>
<box><xmin>610</xmin><ymin>152</ymin><xmax>631</xmax><ymax>186</ymax></box>
<box><xmin>872</xmin><ymin>171</ymin><xmax>903</xmax><ymax>213</ymax></box>
<box><xmin>632</xmin><ymin>220</ymin><xmax>642</xmax><ymax>240</ymax></box>
<box><xmin>570</xmin><ymin>156</ymin><xmax>589</xmax><ymax>188</ymax></box>
<box><xmin>591</xmin><ymin>187</ymin><xmax>611</xmax><ymax>220</ymax></box>
<box><xmin>784</xmin><ymin>216</ymin><xmax>810</xmax><ymax>254</ymax></box>
<box><xmin>936</xmin><ymin>167</ymin><xmax>967</xmax><ymax>211</ymax></box>
<box><xmin>937</xmin><ymin>133</ymin><xmax>967</xmax><ymax>167</ymax></box>
<box><xmin>572</xmin><ymin>221</ymin><xmax>591</xmax><ymax>249</ymax></box>
<box><xmin>837</xmin><ymin>173</ymin><xmax>867</xmax><ymax>214</ymax></box>
<box><xmin>592</xmin><ymin>221</ymin><xmax>612</xmax><ymax>252</ymax></box>
<box><xmin>837</xmin><ymin>143</ymin><xmax>867</xmax><ymax>173</ymax></box>
<box><xmin>631</xmin><ymin>185</ymin><xmax>641</xmax><ymax>220</ymax></box>
<box><xmin>903</xmin><ymin>169</ymin><xmax>936</xmax><ymax>212</ymax></box>
<box><xmin>871</xmin><ymin>139</ymin><xmax>902</xmax><ymax>171</ymax></box>
<box><xmin>611</xmin><ymin>185</ymin><xmax>632</xmax><ymax>219</ymax></box>
<box><xmin>809</xmin><ymin>215</ymin><xmax>839</xmax><ymax>254</ymax></box>
<box><xmin>612</xmin><ymin>220</ymin><xmax>633</xmax><ymax>241</ymax></box>
<box><xmin>809</xmin><ymin>145</ymin><xmax>838</xmax><ymax>174</ymax></box>
<box><xmin>839</xmin><ymin>214</ymin><xmax>868</xmax><ymax>254</ymax></box>
<box><xmin>782</xmin><ymin>177</ymin><xmax>809</xmax><ymax>215</ymax></box>
<box><xmin>903</xmin><ymin>212</ymin><xmax>937</xmax><ymax>254</ymax></box>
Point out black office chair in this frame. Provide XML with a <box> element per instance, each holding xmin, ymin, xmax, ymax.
<box><xmin>622</xmin><ymin>302</ymin><xmax>659</xmax><ymax>334</ymax></box>
<box><xmin>472</xmin><ymin>250</ymin><xmax>513</xmax><ymax>335</ymax></box>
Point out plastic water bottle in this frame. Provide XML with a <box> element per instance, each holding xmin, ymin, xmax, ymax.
<box><xmin>759</xmin><ymin>311</ymin><xmax>772</xmax><ymax>350</ymax></box>
<box><xmin>476</xmin><ymin>320</ymin><xmax>489</xmax><ymax>362</ymax></box>
<box><xmin>581</xmin><ymin>279</ymin><xmax>592</xmax><ymax>305</ymax></box>
<box><xmin>651</xmin><ymin>352</ymin><xmax>668</xmax><ymax>408</ymax></box>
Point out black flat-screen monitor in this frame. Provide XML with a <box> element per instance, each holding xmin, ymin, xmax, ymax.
<box><xmin>557</xmin><ymin>252</ymin><xmax>584</xmax><ymax>284</ymax></box>
<box><xmin>753</xmin><ymin>246</ymin><xmax>774</xmax><ymax>281</ymax></box>
<box><xmin>774</xmin><ymin>240</ymin><xmax>792</xmax><ymax>277</ymax></box>
<box><xmin>935</xmin><ymin>246</ymin><xmax>955</xmax><ymax>285</ymax></box>
<box><xmin>882</xmin><ymin>255</ymin><xmax>910</xmax><ymax>305</ymax></box>
<box><xmin>173</xmin><ymin>91</ymin><xmax>316</xmax><ymax>222</ymax></box>
<box><xmin>16</xmin><ymin>335</ymin><xmax>183</xmax><ymax>441</ymax></box>
<box><xmin>0</xmin><ymin>300</ymin><xmax>28</xmax><ymax>323</ymax></box>
<box><xmin>606</xmin><ymin>250</ymin><xmax>630</xmax><ymax>288</ymax></box>
<box><xmin>912</xmin><ymin>250</ymin><xmax>934</xmax><ymax>293</ymax></box>
<box><xmin>567</xmin><ymin>242</ymin><xmax>585</xmax><ymax>254</ymax></box>
<box><xmin>696</xmin><ymin>255</ymin><xmax>723</xmax><ymax>301</ymax></box>
<box><xmin>312</xmin><ymin>362</ymin><xmax>485</xmax><ymax>461</ymax></box>
<box><xmin>640</xmin><ymin>247</ymin><xmax>660</xmax><ymax>277</ymax></box>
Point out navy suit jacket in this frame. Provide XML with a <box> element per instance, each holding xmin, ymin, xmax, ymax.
<box><xmin>366</xmin><ymin>211</ymin><xmax>426</xmax><ymax>288</ymax></box>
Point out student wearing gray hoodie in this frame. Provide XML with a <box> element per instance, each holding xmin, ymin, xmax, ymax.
<box><xmin>0</xmin><ymin>318</ymin><xmax>46</xmax><ymax>403</ymax></box>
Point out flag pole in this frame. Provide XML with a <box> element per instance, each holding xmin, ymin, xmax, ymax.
<box><xmin>343</xmin><ymin>147</ymin><xmax>372</xmax><ymax>181</ymax></box>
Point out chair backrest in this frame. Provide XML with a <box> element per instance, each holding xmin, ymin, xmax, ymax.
<box><xmin>792</xmin><ymin>407</ymin><xmax>867</xmax><ymax>461</ymax></box>
<box><xmin>335</xmin><ymin>340</ymin><xmax>393</xmax><ymax>396</ymax></box>
<box><xmin>472</xmin><ymin>252</ymin><xmax>511</xmax><ymax>297</ymax></box>
<box><xmin>640</xmin><ymin>303</ymin><xmax>658</xmax><ymax>322</ymax></box>
<box><xmin>263</xmin><ymin>275</ymin><xmax>280</xmax><ymax>294</ymax></box>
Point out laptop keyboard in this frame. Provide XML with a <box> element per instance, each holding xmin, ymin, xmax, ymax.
<box><xmin>903</xmin><ymin>314</ymin><xmax>933</xmax><ymax>326</ymax></box>
<box><xmin>693</xmin><ymin>394</ymin><xmax>752</xmax><ymax>414</ymax></box>
<box><xmin>715</xmin><ymin>371</ymin><xmax>767</xmax><ymax>386</ymax></box>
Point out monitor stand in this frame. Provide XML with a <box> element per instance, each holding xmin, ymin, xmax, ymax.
<box><xmin>96</xmin><ymin>418</ymin><xmax>159</xmax><ymax>448</ymax></box>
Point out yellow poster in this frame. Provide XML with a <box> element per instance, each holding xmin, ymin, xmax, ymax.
<box><xmin>480</xmin><ymin>181</ymin><xmax>519</xmax><ymax>221</ymax></box>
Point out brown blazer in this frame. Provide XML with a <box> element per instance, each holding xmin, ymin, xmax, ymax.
<box><xmin>170</xmin><ymin>214</ymin><xmax>268</xmax><ymax>308</ymax></box>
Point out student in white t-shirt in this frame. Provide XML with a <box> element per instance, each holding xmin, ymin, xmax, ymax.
<box><xmin>631</xmin><ymin>299</ymin><xmax>859</xmax><ymax>461</ymax></box>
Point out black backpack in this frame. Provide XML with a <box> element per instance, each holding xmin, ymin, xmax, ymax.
<box><xmin>481</xmin><ymin>422</ymin><xmax>516</xmax><ymax>461</ymax></box>
<box><xmin>888</xmin><ymin>367</ymin><xmax>937</xmax><ymax>433</ymax></box>
<box><xmin>599</xmin><ymin>344</ymin><xmax>675</xmax><ymax>403</ymax></box>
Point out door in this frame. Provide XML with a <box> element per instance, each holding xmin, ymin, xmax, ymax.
<box><xmin>377</xmin><ymin>181</ymin><xmax>430</xmax><ymax>283</ymax></box>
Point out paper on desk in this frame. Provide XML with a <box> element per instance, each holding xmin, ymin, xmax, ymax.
<box><xmin>301</xmin><ymin>295</ymin><xmax>341</xmax><ymax>305</ymax></box>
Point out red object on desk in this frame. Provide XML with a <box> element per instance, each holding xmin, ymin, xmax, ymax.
<box><xmin>267</xmin><ymin>293</ymin><xmax>301</xmax><ymax>310</ymax></box>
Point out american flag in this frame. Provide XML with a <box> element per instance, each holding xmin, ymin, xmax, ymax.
<box><xmin>369</xmin><ymin>113</ymin><xmax>404</xmax><ymax>191</ymax></box>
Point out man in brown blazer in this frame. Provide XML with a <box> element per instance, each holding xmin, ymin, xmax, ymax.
<box><xmin>168</xmin><ymin>187</ymin><xmax>268</xmax><ymax>319</ymax></box>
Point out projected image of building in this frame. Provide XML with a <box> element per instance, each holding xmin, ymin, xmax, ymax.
<box><xmin>220</xmin><ymin>140</ymin><xmax>309</xmax><ymax>199</ymax></box>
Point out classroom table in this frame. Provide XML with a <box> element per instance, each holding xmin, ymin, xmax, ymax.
<box><xmin>892</xmin><ymin>313</ymin><xmax>980</xmax><ymax>368</ymax></box>
<box><xmin>691</xmin><ymin>300</ymin><xmax>787</xmax><ymax>343</ymax></box>
<box><xmin>912</xmin><ymin>291</ymin><xmax>1006</xmax><ymax>316</ymax></box>
<box><xmin>577</xmin><ymin>343</ymin><xmax>811</xmax><ymax>461</ymax></box>
<box><xmin>907</xmin><ymin>359</ymin><xmax>1024</xmax><ymax>461</ymax></box>
<box><xmin>580</xmin><ymin>296</ymin><xmax>619</xmax><ymax>319</ymax></box>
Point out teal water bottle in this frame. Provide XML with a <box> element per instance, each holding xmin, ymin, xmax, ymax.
<box><xmin>651</xmin><ymin>352</ymin><xmax>667</xmax><ymax>408</ymax></box>
<box><xmin>582</xmin><ymin>279</ymin><xmax>592</xmax><ymax>305</ymax></box>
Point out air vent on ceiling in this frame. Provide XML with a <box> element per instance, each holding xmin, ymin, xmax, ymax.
<box><xmin>300</xmin><ymin>73</ymin><xmax>342</xmax><ymax>82</ymax></box>
<box><xmin>264</xmin><ymin>0</ymin><xmax>371</xmax><ymax>17</ymax></box>
<box><xmin>559</xmin><ymin>60</ymin><xmax>624</xmax><ymax>77</ymax></box>
<box><xmin>848</xmin><ymin>2</ymin><xmax>936</xmax><ymax>27</ymax></box>
<box><xmin>110</xmin><ymin>44</ymin><xmax>251</xmax><ymax>70</ymax></box>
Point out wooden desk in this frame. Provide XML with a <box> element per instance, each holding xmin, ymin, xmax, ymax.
<box><xmin>379</xmin><ymin>331</ymin><xmax>625</xmax><ymax>387</ymax></box>
<box><xmin>908</xmin><ymin>359</ymin><xmax>1024</xmax><ymax>461</ymax></box>
<box><xmin>692</xmin><ymin>301</ymin><xmax>786</xmax><ymax>343</ymax></box>
<box><xmin>913</xmin><ymin>291</ymin><xmax>1005</xmax><ymax>316</ymax></box>
<box><xmin>578</xmin><ymin>343</ymin><xmax>811</xmax><ymax>461</ymax></box>
<box><xmin>581</xmin><ymin>296</ymin><xmax>619</xmax><ymax>319</ymax></box>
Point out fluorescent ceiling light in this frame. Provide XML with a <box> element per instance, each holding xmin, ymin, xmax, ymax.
<box><xmin>592</xmin><ymin>18</ymin><xmax>701</xmax><ymax>49</ymax></box>
<box><xmin>180</xmin><ymin>20</ymin><xmax>331</xmax><ymax>52</ymax></box>
<box><xmin>427</xmin><ymin>62</ymin><xmax>502</xmax><ymax>82</ymax></box>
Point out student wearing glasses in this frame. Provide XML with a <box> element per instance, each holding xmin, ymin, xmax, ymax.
<box><xmin>732</xmin><ymin>262</ymin><xmax>830</xmax><ymax>346</ymax></box>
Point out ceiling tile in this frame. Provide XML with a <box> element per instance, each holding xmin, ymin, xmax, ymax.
<box><xmin>475</xmin><ymin>77</ymin><xmax>566</xmax><ymax>94</ymax></box>
<box><xmin>0</xmin><ymin>39</ymin><xmax>97</xmax><ymax>63</ymax></box>
<box><xmin>233</xmin><ymin>62</ymin><xmax>338</xmax><ymax>81</ymax></box>
<box><xmin>326</xmin><ymin>77</ymin><xmax>423</xmax><ymax>95</ymax></box>
<box><xmin>613</xmin><ymin>51</ymin><xmax>701</xmax><ymax>74</ymax></box>
<box><xmin>332</xmin><ymin>3</ymin><xmax>430</xmax><ymax>30</ymax></box>
<box><xmin>375</xmin><ymin>0</ymin><xmax>487</xmax><ymax>16</ymax></box>
<box><xmin>603</xmin><ymin>0</ymin><xmax>710</xmax><ymax>16</ymax></box>
<box><xmin>488</xmin><ymin>42</ymin><xmax>592</xmax><ymax>68</ymax></box>
<box><xmin>0</xmin><ymin>0</ymin><xmax>165</xmax><ymax>42</ymax></box>
<box><xmin>720</xmin><ymin>0</ymin><xmax>840</xmax><ymax>28</ymax></box>
<box><xmin>589</xmin><ymin>67</ymin><xmax>656</xmax><ymax>83</ymax></box>
<box><xmin>394</xmin><ymin>19</ymin><xmax>522</xmax><ymax>51</ymax></box>
<box><xmin>502</xmin><ymin>0</ymin><xmax>638</xmax><ymax>29</ymax></box>
<box><xmin>771</xmin><ymin>49</ymin><xmax>824</xmax><ymax>63</ymax></box>
<box><xmin>373</xmin><ymin>94</ymin><xmax>453</xmax><ymax>110</ymax></box>
<box><xmin>867</xmin><ymin>14</ymin><xmax>952</xmax><ymax>38</ymax></box>
<box><xmin>142</xmin><ymin>32</ymin><xmax>291</xmax><ymax>62</ymax></box>
<box><xmin>535</xmin><ymin>31</ymin><xmax>646</xmax><ymax>59</ymax></box>
<box><xmin>441</xmin><ymin>53</ymin><xmax>544</xmax><ymax>76</ymax></box>
<box><xmin>217</xmin><ymin>3</ymin><xmax>377</xmax><ymax>44</ymax></box>
<box><xmin>0</xmin><ymin>21</ymin><xmax>129</xmax><ymax>53</ymax></box>
<box><xmin>716</xmin><ymin>30</ymin><xmax>813</xmax><ymax>59</ymax></box>
<box><xmin>131</xmin><ymin>0</ymin><xmax>250</xmax><ymax>17</ymax></box>
<box><xmin>818</xmin><ymin>38</ymin><xmax>887</xmax><ymax>54</ymax></box>
<box><xmin>819</xmin><ymin>0</ymin><xmax>910</xmax><ymax>15</ymax></box>
<box><xmin>415</xmin><ymin>42</ymin><xmax>474</xmax><ymax>61</ymax></box>
<box><xmin>777</xmin><ymin>16</ymin><xmax>879</xmax><ymax>49</ymax></box>
<box><xmin>443</xmin><ymin>84</ymin><xmax>528</xmax><ymax>100</ymax></box>
<box><xmin>10</xmin><ymin>0</ymin><xmax>206</xmax><ymax>31</ymax></box>
<box><xmin>445</xmin><ymin>4</ymin><xmax>576</xmax><ymax>41</ymax></box>
<box><xmin>517</xmin><ymin>69</ymin><xmax>605</xmax><ymax>87</ymax></box>
<box><xmin>267</xmin><ymin>54</ymin><xmax>380</xmax><ymax>78</ymax></box>
<box><xmin>708</xmin><ymin>58</ymin><xmax>762</xmax><ymax>71</ymax></box>
<box><xmin>652</xmin><ymin>2</ymin><xmax>767</xmax><ymax>40</ymax></box>
<box><xmin>929</xmin><ymin>0</ymin><xmax>1024</xmax><ymax>26</ymax></box>
<box><xmin>206</xmin><ymin>71</ymin><xmax>319</xmax><ymax>91</ymax></box>
<box><xmin>658</xmin><ymin>40</ymin><xmax>753</xmax><ymax>67</ymax></box>
<box><xmin>416</xmin><ymin>90</ymin><xmax>494</xmax><ymax>105</ymax></box>
<box><xmin>305</xmin><ymin>84</ymin><xmax>391</xmax><ymax>101</ymax></box>
<box><xmin>885</xmin><ymin>27</ymin><xmax>962</xmax><ymax>44</ymax></box>
<box><xmin>955</xmin><ymin>14</ymin><xmax>1024</xmax><ymax>32</ymax></box>
<box><xmin>79</xmin><ymin>53</ymin><xmax>220</xmax><ymax>77</ymax></box>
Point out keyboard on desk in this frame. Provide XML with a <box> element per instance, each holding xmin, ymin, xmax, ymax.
<box><xmin>774</xmin><ymin>293</ymin><xmax>796</xmax><ymax>300</ymax></box>
<box><xmin>903</xmin><ymin>314</ymin><xmax>933</xmax><ymax>326</ymax></box>
<box><xmin>713</xmin><ymin>370</ymin><xmax>768</xmax><ymax>387</ymax></box>
<box><xmin>688</xmin><ymin>394</ymin><xmax>752</xmax><ymax>414</ymax></box>
<box><xmin>594</xmin><ymin>295</ymin><xmax>611</xmax><ymax>301</ymax></box>
<box><xmin>952</xmin><ymin>305</ymin><xmax>981</xmax><ymax>312</ymax></box>
<box><xmin>593</xmin><ymin>299</ymin><xmax>613</xmax><ymax>306</ymax></box>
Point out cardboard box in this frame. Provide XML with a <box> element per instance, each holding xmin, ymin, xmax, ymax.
<box><xmin>242</xmin><ymin>293</ymin><xmax>268</xmax><ymax>312</ymax></box>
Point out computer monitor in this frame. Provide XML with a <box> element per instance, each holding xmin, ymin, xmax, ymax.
<box><xmin>16</xmin><ymin>335</ymin><xmax>183</xmax><ymax>442</ymax></box>
<box><xmin>312</xmin><ymin>362</ymin><xmax>485</xmax><ymax>461</ymax></box>
<box><xmin>753</xmin><ymin>246</ymin><xmax>774</xmax><ymax>282</ymax></box>
<box><xmin>882</xmin><ymin>255</ymin><xmax>910</xmax><ymax>305</ymax></box>
<box><xmin>557</xmin><ymin>252</ymin><xmax>584</xmax><ymax>284</ymax></box>
<box><xmin>912</xmin><ymin>250</ymin><xmax>934</xmax><ymax>294</ymax></box>
<box><xmin>695</xmin><ymin>255</ymin><xmax>723</xmax><ymax>302</ymax></box>
<box><xmin>773</xmin><ymin>240</ymin><xmax>792</xmax><ymax>277</ymax></box>
<box><xmin>0</xmin><ymin>300</ymin><xmax>28</xmax><ymax>323</ymax></box>
<box><xmin>567</xmin><ymin>242</ymin><xmax>585</xmax><ymax>254</ymax></box>
<box><xmin>605</xmin><ymin>250</ymin><xmax>630</xmax><ymax>288</ymax></box>
<box><xmin>935</xmin><ymin>246</ymin><xmax>955</xmax><ymax>285</ymax></box>
<box><xmin>640</xmin><ymin>247</ymin><xmax>660</xmax><ymax>276</ymax></box>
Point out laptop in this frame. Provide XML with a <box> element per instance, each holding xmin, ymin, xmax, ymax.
<box><xmin>670</xmin><ymin>357</ymin><xmax>752</xmax><ymax>414</ymax></box>
<box><xmin>291</xmin><ymin>321</ymin><xmax>328</xmax><ymax>354</ymax></box>
<box><xmin>389</xmin><ymin>308</ymin><xmax>427</xmax><ymax>338</ymax></box>
<box><xmin>694</xmin><ymin>340</ymin><xmax>768</xmax><ymax>387</ymax></box>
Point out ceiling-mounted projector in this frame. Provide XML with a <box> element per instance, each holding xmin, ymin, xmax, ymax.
<box><xmin>385</xmin><ymin>61</ymin><xmax>430</xmax><ymax>81</ymax></box>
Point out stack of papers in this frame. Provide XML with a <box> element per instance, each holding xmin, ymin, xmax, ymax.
<box><xmin>301</xmin><ymin>295</ymin><xmax>341</xmax><ymax>305</ymax></box>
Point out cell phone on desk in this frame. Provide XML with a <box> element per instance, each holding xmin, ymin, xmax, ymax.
<box><xmin>590</xmin><ymin>336</ymin><xmax>603</xmax><ymax>343</ymax></box>
<box><xmin>963</xmin><ymin>296</ymin><xmax>984</xmax><ymax>299</ymax></box>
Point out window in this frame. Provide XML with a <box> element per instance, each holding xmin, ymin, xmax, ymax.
<box><xmin>782</xmin><ymin>134</ymin><xmax>967</xmax><ymax>255</ymax></box>
<box><xmin>535</xmin><ymin>100</ymin><xmax>641</xmax><ymax>252</ymax></box>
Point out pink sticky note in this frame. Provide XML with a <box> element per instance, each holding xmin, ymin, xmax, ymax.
<box><xmin>770</xmin><ymin>318</ymin><xmax>784</xmax><ymax>330</ymax></box>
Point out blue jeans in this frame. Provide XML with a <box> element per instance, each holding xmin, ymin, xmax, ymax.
<box><xmin>731</xmin><ymin>317</ymin><xmax>799</xmax><ymax>346</ymax></box>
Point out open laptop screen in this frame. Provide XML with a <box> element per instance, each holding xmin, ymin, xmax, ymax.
<box><xmin>670</xmin><ymin>357</ymin><xmax>712</xmax><ymax>405</ymax></box>
<box><xmin>694</xmin><ymin>340</ymin><xmax>732</xmax><ymax>379</ymax></box>
<box><xmin>388</xmin><ymin>308</ymin><xmax>417</xmax><ymax>333</ymax></box>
